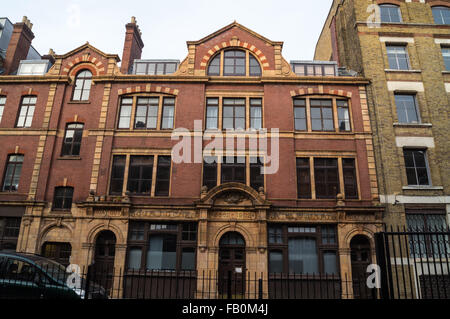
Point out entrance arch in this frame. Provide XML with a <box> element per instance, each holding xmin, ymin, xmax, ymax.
<box><xmin>218</xmin><ymin>232</ymin><xmax>246</xmax><ymax>297</ymax></box>
<box><xmin>350</xmin><ymin>235</ymin><xmax>373</xmax><ymax>299</ymax></box>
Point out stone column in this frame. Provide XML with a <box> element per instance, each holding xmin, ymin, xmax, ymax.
<box><xmin>339</xmin><ymin>247</ymin><xmax>353</xmax><ymax>299</ymax></box>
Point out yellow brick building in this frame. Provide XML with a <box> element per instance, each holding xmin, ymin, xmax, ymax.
<box><xmin>315</xmin><ymin>0</ymin><xmax>450</xmax><ymax>231</ymax></box>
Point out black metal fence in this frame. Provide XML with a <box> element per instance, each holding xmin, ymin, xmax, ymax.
<box><xmin>375</xmin><ymin>226</ymin><xmax>450</xmax><ymax>299</ymax></box>
<box><xmin>1</xmin><ymin>227</ymin><xmax>449</xmax><ymax>299</ymax></box>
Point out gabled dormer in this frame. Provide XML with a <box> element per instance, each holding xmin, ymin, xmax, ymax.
<box><xmin>175</xmin><ymin>21</ymin><xmax>295</xmax><ymax>77</ymax></box>
<box><xmin>47</xmin><ymin>42</ymin><xmax>120</xmax><ymax>78</ymax></box>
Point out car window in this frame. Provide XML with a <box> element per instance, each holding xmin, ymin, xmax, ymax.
<box><xmin>34</xmin><ymin>259</ymin><xmax>69</xmax><ymax>283</ymax></box>
<box><xmin>4</xmin><ymin>258</ymin><xmax>38</xmax><ymax>282</ymax></box>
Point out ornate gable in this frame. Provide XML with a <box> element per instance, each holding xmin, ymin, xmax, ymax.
<box><xmin>175</xmin><ymin>21</ymin><xmax>295</xmax><ymax>77</ymax></box>
<box><xmin>47</xmin><ymin>42</ymin><xmax>120</xmax><ymax>77</ymax></box>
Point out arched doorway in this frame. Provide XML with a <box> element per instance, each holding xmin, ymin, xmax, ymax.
<box><xmin>218</xmin><ymin>232</ymin><xmax>246</xmax><ymax>298</ymax></box>
<box><xmin>350</xmin><ymin>235</ymin><xmax>373</xmax><ymax>299</ymax></box>
<box><xmin>93</xmin><ymin>230</ymin><xmax>116</xmax><ymax>293</ymax></box>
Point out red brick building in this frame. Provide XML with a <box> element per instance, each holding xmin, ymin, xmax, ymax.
<box><xmin>0</xmin><ymin>17</ymin><xmax>383</xmax><ymax>298</ymax></box>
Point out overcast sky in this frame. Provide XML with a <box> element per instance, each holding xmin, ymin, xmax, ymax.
<box><xmin>4</xmin><ymin>0</ymin><xmax>333</xmax><ymax>62</ymax></box>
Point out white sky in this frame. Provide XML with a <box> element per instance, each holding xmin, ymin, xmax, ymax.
<box><xmin>4</xmin><ymin>0</ymin><xmax>333</xmax><ymax>62</ymax></box>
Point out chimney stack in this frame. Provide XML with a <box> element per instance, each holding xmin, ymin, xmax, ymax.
<box><xmin>4</xmin><ymin>16</ymin><xmax>35</xmax><ymax>75</ymax></box>
<box><xmin>41</xmin><ymin>48</ymin><xmax>55</xmax><ymax>64</ymax></box>
<box><xmin>120</xmin><ymin>16</ymin><xmax>144</xmax><ymax>74</ymax></box>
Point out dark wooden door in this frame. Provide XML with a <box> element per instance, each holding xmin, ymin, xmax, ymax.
<box><xmin>218</xmin><ymin>232</ymin><xmax>246</xmax><ymax>298</ymax></box>
<box><xmin>351</xmin><ymin>235</ymin><xmax>372</xmax><ymax>299</ymax></box>
<box><xmin>93</xmin><ymin>231</ymin><xmax>116</xmax><ymax>294</ymax></box>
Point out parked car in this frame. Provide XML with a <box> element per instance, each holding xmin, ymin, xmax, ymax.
<box><xmin>0</xmin><ymin>250</ymin><xmax>107</xmax><ymax>299</ymax></box>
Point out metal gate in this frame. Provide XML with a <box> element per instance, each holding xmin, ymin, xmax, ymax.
<box><xmin>375</xmin><ymin>227</ymin><xmax>450</xmax><ymax>299</ymax></box>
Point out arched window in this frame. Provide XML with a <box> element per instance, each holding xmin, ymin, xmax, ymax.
<box><xmin>207</xmin><ymin>49</ymin><xmax>262</xmax><ymax>77</ymax></box>
<box><xmin>207</xmin><ymin>54</ymin><xmax>221</xmax><ymax>76</ymax></box>
<box><xmin>72</xmin><ymin>70</ymin><xmax>92</xmax><ymax>101</ymax></box>
<box><xmin>61</xmin><ymin>123</ymin><xmax>84</xmax><ymax>156</ymax></box>
<box><xmin>249</xmin><ymin>55</ymin><xmax>262</xmax><ymax>76</ymax></box>
<box><xmin>432</xmin><ymin>6</ymin><xmax>450</xmax><ymax>25</ymax></box>
<box><xmin>379</xmin><ymin>4</ymin><xmax>402</xmax><ymax>23</ymax></box>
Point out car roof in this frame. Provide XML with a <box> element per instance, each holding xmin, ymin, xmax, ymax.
<box><xmin>0</xmin><ymin>250</ymin><xmax>50</xmax><ymax>263</ymax></box>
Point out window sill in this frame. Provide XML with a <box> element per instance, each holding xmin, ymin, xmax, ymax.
<box><xmin>127</xmin><ymin>194</ymin><xmax>170</xmax><ymax>198</ymax></box>
<box><xmin>58</xmin><ymin>156</ymin><xmax>82</xmax><ymax>160</ymax></box>
<box><xmin>0</xmin><ymin>191</ymin><xmax>23</xmax><ymax>195</ymax></box>
<box><xmin>67</xmin><ymin>101</ymin><xmax>91</xmax><ymax>105</ymax></box>
<box><xmin>393</xmin><ymin>123</ymin><xmax>432</xmax><ymax>128</ymax></box>
<box><xmin>402</xmin><ymin>186</ymin><xmax>443</xmax><ymax>191</ymax></box>
<box><xmin>385</xmin><ymin>69</ymin><xmax>421</xmax><ymax>73</ymax></box>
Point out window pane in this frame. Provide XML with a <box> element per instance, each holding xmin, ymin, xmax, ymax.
<box><xmin>155</xmin><ymin>156</ymin><xmax>171</xmax><ymax>196</ymax></box>
<box><xmin>403</xmin><ymin>149</ymin><xmax>429</xmax><ymax>186</ymax></box>
<box><xmin>433</xmin><ymin>7</ymin><xmax>450</xmax><ymax>25</ymax></box>
<box><xmin>118</xmin><ymin>104</ymin><xmax>132</xmax><ymax>129</ymax></box>
<box><xmin>443</xmin><ymin>48</ymin><xmax>450</xmax><ymax>71</ymax></box>
<box><xmin>206</xmin><ymin>106</ymin><xmax>218</xmax><ymax>129</ymax></box>
<box><xmin>387</xmin><ymin>46</ymin><xmax>409</xmax><ymax>70</ymax></box>
<box><xmin>181</xmin><ymin>248</ymin><xmax>196</xmax><ymax>270</ymax></box>
<box><xmin>110</xmin><ymin>155</ymin><xmax>125</xmax><ymax>194</ymax></box>
<box><xmin>269</xmin><ymin>251</ymin><xmax>283</xmax><ymax>273</ymax></box>
<box><xmin>250</xmin><ymin>106</ymin><xmax>262</xmax><ymax>130</ymax></box>
<box><xmin>249</xmin><ymin>55</ymin><xmax>261</xmax><ymax>76</ymax></box>
<box><xmin>343</xmin><ymin>158</ymin><xmax>358</xmax><ymax>199</ymax></box>
<box><xmin>338</xmin><ymin>101</ymin><xmax>351</xmax><ymax>131</ymax></box>
<box><xmin>323</xmin><ymin>252</ymin><xmax>338</xmax><ymax>274</ymax></box>
<box><xmin>208</xmin><ymin>55</ymin><xmax>220</xmax><ymax>75</ymax></box>
<box><xmin>297</xmin><ymin>158</ymin><xmax>311</xmax><ymax>199</ymax></box>
<box><xmin>288</xmin><ymin>238</ymin><xmax>318</xmax><ymax>274</ymax></box>
<box><xmin>161</xmin><ymin>105</ymin><xmax>174</xmax><ymax>129</ymax></box>
<box><xmin>380</xmin><ymin>5</ymin><xmax>402</xmax><ymax>23</ymax></box>
<box><xmin>128</xmin><ymin>248</ymin><xmax>142</xmax><ymax>269</ymax></box>
<box><xmin>294</xmin><ymin>106</ymin><xmax>306</xmax><ymax>131</ymax></box>
<box><xmin>135</xmin><ymin>63</ymin><xmax>147</xmax><ymax>75</ymax></box>
<box><xmin>203</xmin><ymin>157</ymin><xmax>217</xmax><ymax>190</ymax></box>
<box><xmin>127</xmin><ymin>156</ymin><xmax>153</xmax><ymax>194</ymax></box>
<box><xmin>147</xmin><ymin>235</ymin><xmax>177</xmax><ymax>270</ymax></box>
<box><xmin>315</xmin><ymin>158</ymin><xmax>339</xmax><ymax>198</ymax></box>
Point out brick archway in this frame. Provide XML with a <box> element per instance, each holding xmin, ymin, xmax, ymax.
<box><xmin>291</xmin><ymin>88</ymin><xmax>353</xmax><ymax>98</ymax></box>
<box><xmin>62</xmin><ymin>54</ymin><xmax>105</xmax><ymax>76</ymax></box>
<box><xmin>200</xmin><ymin>40</ymin><xmax>270</xmax><ymax>71</ymax></box>
<box><xmin>118</xmin><ymin>85</ymin><xmax>179</xmax><ymax>96</ymax></box>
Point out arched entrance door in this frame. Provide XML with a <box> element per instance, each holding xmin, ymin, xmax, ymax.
<box><xmin>93</xmin><ymin>230</ymin><xmax>116</xmax><ymax>293</ymax></box>
<box><xmin>218</xmin><ymin>232</ymin><xmax>246</xmax><ymax>298</ymax></box>
<box><xmin>350</xmin><ymin>235</ymin><xmax>373</xmax><ymax>299</ymax></box>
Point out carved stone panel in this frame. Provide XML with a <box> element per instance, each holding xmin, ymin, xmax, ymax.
<box><xmin>213</xmin><ymin>191</ymin><xmax>253</xmax><ymax>206</ymax></box>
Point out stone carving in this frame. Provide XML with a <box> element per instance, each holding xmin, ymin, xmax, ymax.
<box><xmin>269</xmin><ymin>212</ymin><xmax>337</xmax><ymax>222</ymax></box>
<box><xmin>210</xmin><ymin>211</ymin><xmax>255</xmax><ymax>220</ymax></box>
<box><xmin>224</xmin><ymin>192</ymin><xmax>246</xmax><ymax>204</ymax></box>
<box><xmin>131</xmin><ymin>210</ymin><xmax>197</xmax><ymax>219</ymax></box>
